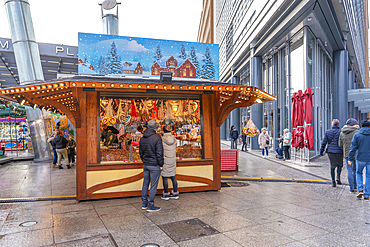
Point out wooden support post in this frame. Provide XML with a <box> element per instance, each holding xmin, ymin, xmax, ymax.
<box><xmin>76</xmin><ymin>88</ymin><xmax>87</xmax><ymax>201</ymax></box>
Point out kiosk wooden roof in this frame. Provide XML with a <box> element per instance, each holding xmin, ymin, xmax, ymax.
<box><xmin>0</xmin><ymin>75</ymin><xmax>276</xmax><ymax>128</ymax></box>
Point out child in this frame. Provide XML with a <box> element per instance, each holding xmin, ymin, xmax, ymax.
<box><xmin>67</xmin><ymin>134</ymin><xmax>76</xmax><ymax>166</ymax></box>
<box><xmin>161</xmin><ymin>125</ymin><xmax>179</xmax><ymax>200</ymax></box>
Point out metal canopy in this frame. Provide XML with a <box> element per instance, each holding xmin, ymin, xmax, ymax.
<box><xmin>0</xmin><ymin>37</ymin><xmax>78</xmax><ymax>88</ymax></box>
<box><xmin>348</xmin><ymin>88</ymin><xmax>370</xmax><ymax>112</ymax></box>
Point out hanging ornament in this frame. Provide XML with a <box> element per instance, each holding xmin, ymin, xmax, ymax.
<box><xmin>158</xmin><ymin>100</ymin><xmax>164</xmax><ymax>121</ymax></box>
<box><xmin>152</xmin><ymin>100</ymin><xmax>158</xmax><ymax>120</ymax></box>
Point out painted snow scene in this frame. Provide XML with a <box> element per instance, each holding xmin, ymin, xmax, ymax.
<box><xmin>78</xmin><ymin>33</ymin><xmax>219</xmax><ymax>80</ymax></box>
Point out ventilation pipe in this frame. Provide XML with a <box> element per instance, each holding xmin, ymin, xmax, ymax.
<box><xmin>99</xmin><ymin>0</ymin><xmax>120</xmax><ymax>35</ymax></box>
<box><xmin>4</xmin><ymin>0</ymin><xmax>44</xmax><ymax>85</ymax></box>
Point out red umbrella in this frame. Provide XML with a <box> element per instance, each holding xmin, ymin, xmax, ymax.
<box><xmin>295</xmin><ymin>90</ymin><xmax>305</xmax><ymax>149</ymax></box>
<box><xmin>304</xmin><ymin>88</ymin><xmax>315</xmax><ymax>150</ymax></box>
<box><xmin>291</xmin><ymin>92</ymin><xmax>298</xmax><ymax>148</ymax></box>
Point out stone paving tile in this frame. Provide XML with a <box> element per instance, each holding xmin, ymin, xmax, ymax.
<box><xmin>53</xmin><ymin>209</ymin><xmax>108</xmax><ymax>244</ymax></box>
<box><xmin>101</xmin><ymin>213</ymin><xmax>156</xmax><ymax>232</ymax></box>
<box><xmin>199</xmin><ymin>211</ymin><xmax>254</xmax><ymax>232</ymax></box>
<box><xmin>50</xmin><ymin>236</ymin><xmax>114</xmax><ymax>247</ymax></box>
<box><xmin>223</xmin><ymin>224</ymin><xmax>295</xmax><ymax>246</ymax></box>
<box><xmin>235</xmin><ymin>207</ymin><xmax>292</xmax><ymax>225</ymax></box>
<box><xmin>277</xmin><ymin>241</ymin><xmax>309</xmax><ymax>247</ymax></box>
<box><xmin>263</xmin><ymin>218</ymin><xmax>329</xmax><ymax>241</ymax></box>
<box><xmin>339</xmin><ymin>224</ymin><xmax>370</xmax><ymax>245</ymax></box>
<box><xmin>267</xmin><ymin>203</ymin><xmax>319</xmax><ymax>218</ymax></box>
<box><xmin>180</xmin><ymin>203</ymin><xmax>230</xmax><ymax>217</ymax></box>
<box><xmin>0</xmin><ymin>227</ymin><xmax>54</xmax><ymax>247</ymax></box>
<box><xmin>51</xmin><ymin>187</ymin><xmax>76</xmax><ymax>196</ymax></box>
<box><xmin>177</xmin><ymin>233</ymin><xmax>242</xmax><ymax>247</ymax></box>
<box><xmin>111</xmin><ymin>226</ymin><xmax>176</xmax><ymax>247</ymax></box>
<box><xmin>300</xmin><ymin>233</ymin><xmax>365</xmax><ymax>247</ymax></box>
<box><xmin>144</xmin><ymin>207</ymin><xmax>195</xmax><ymax>225</ymax></box>
<box><xmin>91</xmin><ymin>198</ymin><xmax>132</xmax><ymax>208</ymax></box>
<box><xmin>94</xmin><ymin>204</ymin><xmax>141</xmax><ymax>218</ymax></box>
<box><xmin>52</xmin><ymin>201</ymin><xmax>94</xmax><ymax>214</ymax></box>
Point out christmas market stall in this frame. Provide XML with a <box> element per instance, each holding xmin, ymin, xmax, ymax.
<box><xmin>0</xmin><ymin>75</ymin><xmax>276</xmax><ymax>200</ymax></box>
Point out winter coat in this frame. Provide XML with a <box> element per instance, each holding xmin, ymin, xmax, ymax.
<box><xmin>161</xmin><ymin>133</ymin><xmax>177</xmax><ymax>177</ymax></box>
<box><xmin>320</xmin><ymin>126</ymin><xmax>343</xmax><ymax>154</ymax></box>
<box><xmin>231</xmin><ymin>129</ymin><xmax>239</xmax><ymax>140</ymax></box>
<box><xmin>258</xmin><ymin>133</ymin><xmax>270</xmax><ymax>148</ymax></box>
<box><xmin>338</xmin><ymin>126</ymin><xmax>359</xmax><ymax>158</ymax></box>
<box><xmin>282</xmin><ymin>132</ymin><xmax>292</xmax><ymax>146</ymax></box>
<box><xmin>52</xmin><ymin>135</ymin><xmax>68</xmax><ymax>149</ymax></box>
<box><xmin>348</xmin><ymin>127</ymin><xmax>370</xmax><ymax>162</ymax></box>
<box><xmin>47</xmin><ymin>134</ymin><xmax>56</xmax><ymax>149</ymax></box>
<box><xmin>67</xmin><ymin>139</ymin><xmax>76</xmax><ymax>155</ymax></box>
<box><xmin>241</xmin><ymin>134</ymin><xmax>247</xmax><ymax>143</ymax></box>
<box><xmin>139</xmin><ymin>128</ymin><xmax>164</xmax><ymax>167</ymax></box>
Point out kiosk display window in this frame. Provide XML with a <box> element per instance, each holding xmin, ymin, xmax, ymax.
<box><xmin>99</xmin><ymin>96</ymin><xmax>203</xmax><ymax>164</ymax></box>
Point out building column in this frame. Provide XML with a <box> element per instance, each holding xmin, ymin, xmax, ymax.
<box><xmin>230</xmin><ymin>76</ymin><xmax>241</xmax><ymax>132</ymax></box>
<box><xmin>250</xmin><ymin>56</ymin><xmax>263</xmax><ymax>150</ymax></box>
<box><xmin>333</xmin><ymin>50</ymin><xmax>348</xmax><ymax>127</ymax></box>
<box><xmin>348</xmin><ymin>70</ymin><xmax>355</xmax><ymax>118</ymax></box>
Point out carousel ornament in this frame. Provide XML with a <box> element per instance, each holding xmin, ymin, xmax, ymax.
<box><xmin>141</xmin><ymin>99</ymin><xmax>149</xmax><ymax>122</ymax></box>
<box><xmin>164</xmin><ymin>100</ymin><xmax>176</xmax><ymax>126</ymax></box>
<box><xmin>152</xmin><ymin>100</ymin><xmax>158</xmax><ymax>120</ymax></box>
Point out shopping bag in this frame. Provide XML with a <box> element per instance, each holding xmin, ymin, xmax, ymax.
<box><xmin>242</xmin><ymin>119</ymin><xmax>260</xmax><ymax>137</ymax></box>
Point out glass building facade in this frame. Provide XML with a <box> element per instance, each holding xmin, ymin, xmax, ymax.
<box><xmin>216</xmin><ymin>0</ymin><xmax>368</xmax><ymax>159</ymax></box>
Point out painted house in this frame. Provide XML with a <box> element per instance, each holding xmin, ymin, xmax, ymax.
<box><xmin>151</xmin><ymin>56</ymin><xmax>196</xmax><ymax>78</ymax></box>
<box><xmin>121</xmin><ymin>61</ymin><xmax>143</xmax><ymax>75</ymax></box>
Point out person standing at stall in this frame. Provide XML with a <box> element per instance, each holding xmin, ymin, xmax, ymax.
<box><xmin>320</xmin><ymin>119</ymin><xmax>343</xmax><ymax>187</ymax></box>
<box><xmin>161</xmin><ymin>125</ymin><xmax>179</xmax><ymax>200</ymax></box>
<box><xmin>259</xmin><ymin>127</ymin><xmax>270</xmax><ymax>158</ymax></box>
<box><xmin>230</xmin><ymin>127</ymin><xmax>239</xmax><ymax>149</ymax></box>
<box><xmin>139</xmin><ymin>119</ymin><xmax>164</xmax><ymax>212</ymax></box>
<box><xmin>229</xmin><ymin>125</ymin><xmax>234</xmax><ymax>149</ymax></box>
<box><xmin>67</xmin><ymin>134</ymin><xmax>76</xmax><ymax>166</ymax></box>
<box><xmin>47</xmin><ymin>130</ymin><xmax>59</xmax><ymax>168</ymax></box>
<box><xmin>52</xmin><ymin>130</ymin><xmax>70</xmax><ymax>169</ymax></box>
<box><xmin>281</xmin><ymin>129</ymin><xmax>292</xmax><ymax>160</ymax></box>
<box><xmin>241</xmin><ymin>134</ymin><xmax>248</xmax><ymax>152</ymax></box>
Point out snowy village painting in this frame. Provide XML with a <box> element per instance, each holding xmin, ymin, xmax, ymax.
<box><xmin>78</xmin><ymin>33</ymin><xmax>219</xmax><ymax>80</ymax></box>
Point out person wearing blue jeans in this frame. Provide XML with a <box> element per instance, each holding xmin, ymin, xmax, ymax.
<box><xmin>139</xmin><ymin>119</ymin><xmax>164</xmax><ymax>211</ymax></box>
<box><xmin>229</xmin><ymin>125</ymin><xmax>234</xmax><ymax>149</ymax></box>
<box><xmin>258</xmin><ymin>128</ymin><xmax>270</xmax><ymax>158</ymax></box>
<box><xmin>348</xmin><ymin>120</ymin><xmax>370</xmax><ymax>201</ymax></box>
<box><xmin>339</xmin><ymin>118</ymin><xmax>359</xmax><ymax>193</ymax></box>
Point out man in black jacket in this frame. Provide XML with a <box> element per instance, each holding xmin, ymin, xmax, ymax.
<box><xmin>52</xmin><ymin>130</ymin><xmax>70</xmax><ymax>169</ymax></box>
<box><xmin>139</xmin><ymin>119</ymin><xmax>164</xmax><ymax>212</ymax></box>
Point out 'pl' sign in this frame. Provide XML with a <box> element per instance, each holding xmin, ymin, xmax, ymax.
<box><xmin>78</xmin><ymin>32</ymin><xmax>219</xmax><ymax>80</ymax></box>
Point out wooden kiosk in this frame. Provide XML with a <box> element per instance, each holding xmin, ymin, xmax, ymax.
<box><xmin>0</xmin><ymin>75</ymin><xmax>275</xmax><ymax>201</ymax></box>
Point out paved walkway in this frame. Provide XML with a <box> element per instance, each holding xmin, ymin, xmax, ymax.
<box><xmin>1</xmin><ymin>150</ymin><xmax>370</xmax><ymax>246</ymax></box>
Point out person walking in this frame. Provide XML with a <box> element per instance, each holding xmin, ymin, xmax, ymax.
<box><xmin>52</xmin><ymin>130</ymin><xmax>70</xmax><ymax>169</ymax></box>
<box><xmin>339</xmin><ymin>118</ymin><xmax>359</xmax><ymax>193</ymax></box>
<box><xmin>47</xmin><ymin>130</ymin><xmax>59</xmax><ymax>168</ymax></box>
<box><xmin>241</xmin><ymin>134</ymin><xmax>248</xmax><ymax>151</ymax></box>
<box><xmin>67</xmin><ymin>134</ymin><xmax>76</xmax><ymax>166</ymax></box>
<box><xmin>348</xmin><ymin>120</ymin><xmax>370</xmax><ymax>201</ymax></box>
<box><xmin>229</xmin><ymin>125</ymin><xmax>234</xmax><ymax>149</ymax></box>
<box><xmin>161</xmin><ymin>125</ymin><xmax>179</xmax><ymax>201</ymax></box>
<box><xmin>139</xmin><ymin>119</ymin><xmax>164</xmax><ymax>212</ymax></box>
<box><xmin>281</xmin><ymin>129</ymin><xmax>292</xmax><ymax>160</ymax></box>
<box><xmin>320</xmin><ymin>119</ymin><xmax>343</xmax><ymax>187</ymax></box>
<box><xmin>259</xmin><ymin>128</ymin><xmax>270</xmax><ymax>158</ymax></box>
<box><xmin>230</xmin><ymin>127</ymin><xmax>239</xmax><ymax>149</ymax></box>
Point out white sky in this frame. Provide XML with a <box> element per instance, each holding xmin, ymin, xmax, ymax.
<box><xmin>0</xmin><ymin>0</ymin><xmax>203</xmax><ymax>46</ymax></box>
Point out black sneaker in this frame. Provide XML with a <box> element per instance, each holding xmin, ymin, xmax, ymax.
<box><xmin>67</xmin><ymin>165</ymin><xmax>71</xmax><ymax>169</ymax></box>
<box><xmin>332</xmin><ymin>181</ymin><xmax>336</xmax><ymax>187</ymax></box>
<box><xmin>58</xmin><ymin>165</ymin><xmax>63</xmax><ymax>169</ymax></box>
<box><xmin>336</xmin><ymin>180</ymin><xmax>342</xmax><ymax>185</ymax></box>
<box><xmin>161</xmin><ymin>193</ymin><xmax>170</xmax><ymax>201</ymax></box>
<box><xmin>147</xmin><ymin>206</ymin><xmax>161</xmax><ymax>212</ymax></box>
<box><xmin>170</xmin><ymin>192</ymin><xmax>179</xmax><ymax>200</ymax></box>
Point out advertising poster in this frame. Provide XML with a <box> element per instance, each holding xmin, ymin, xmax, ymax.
<box><xmin>78</xmin><ymin>32</ymin><xmax>219</xmax><ymax>80</ymax></box>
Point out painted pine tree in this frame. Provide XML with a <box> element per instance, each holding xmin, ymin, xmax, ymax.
<box><xmin>153</xmin><ymin>44</ymin><xmax>163</xmax><ymax>63</ymax></box>
<box><xmin>189</xmin><ymin>45</ymin><xmax>201</xmax><ymax>78</ymax></box>
<box><xmin>201</xmin><ymin>46</ymin><xmax>215</xmax><ymax>80</ymax></box>
<box><xmin>179</xmin><ymin>43</ymin><xmax>187</xmax><ymax>60</ymax></box>
<box><xmin>106</xmin><ymin>42</ymin><xmax>122</xmax><ymax>74</ymax></box>
<box><xmin>99</xmin><ymin>57</ymin><xmax>109</xmax><ymax>75</ymax></box>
